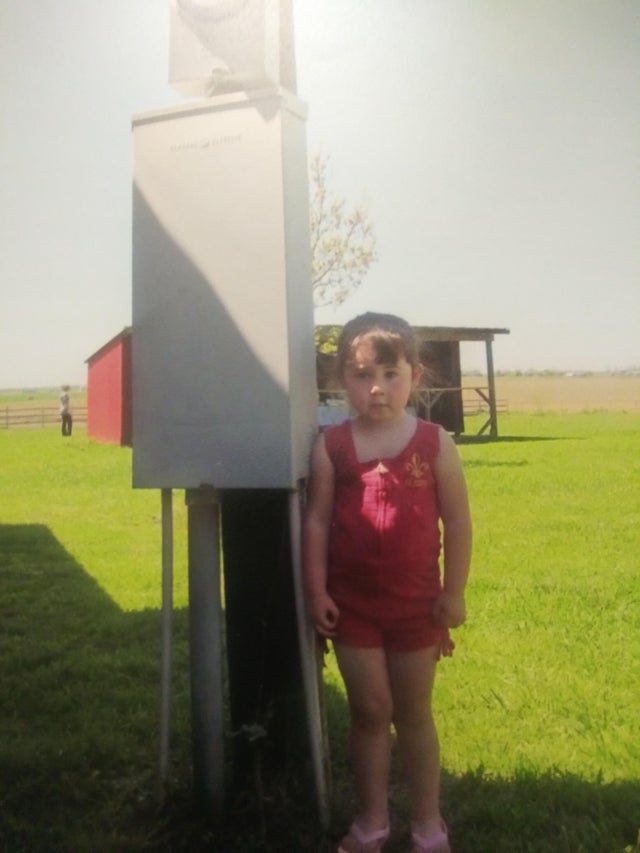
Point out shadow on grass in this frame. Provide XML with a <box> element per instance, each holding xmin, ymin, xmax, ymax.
<box><xmin>447</xmin><ymin>769</ymin><xmax>640</xmax><ymax>853</ymax></box>
<box><xmin>0</xmin><ymin>523</ymin><xmax>192</xmax><ymax>851</ymax></box>
<box><xmin>463</xmin><ymin>458</ymin><xmax>530</xmax><ymax>469</ymax></box>
<box><xmin>0</xmin><ymin>522</ymin><xmax>323</xmax><ymax>852</ymax></box>
<box><xmin>457</xmin><ymin>434</ymin><xmax>575</xmax><ymax>445</ymax></box>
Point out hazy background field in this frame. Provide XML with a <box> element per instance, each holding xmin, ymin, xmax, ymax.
<box><xmin>490</xmin><ymin>373</ymin><xmax>640</xmax><ymax>413</ymax></box>
<box><xmin>2</xmin><ymin>373</ymin><xmax>640</xmax><ymax>418</ymax></box>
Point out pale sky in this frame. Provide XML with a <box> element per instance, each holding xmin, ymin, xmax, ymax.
<box><xmin>1</xmin><ymin>0</ymin><xmax>639</xmax><ymax>388</ymax></box>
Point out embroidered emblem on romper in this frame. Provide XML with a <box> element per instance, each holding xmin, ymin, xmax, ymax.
<box><xmin>405</xmin><ymin>453</ymin><xmax>431</xmax><ymax>487</ymax></box>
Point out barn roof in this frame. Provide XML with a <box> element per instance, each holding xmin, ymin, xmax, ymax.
<box><xmin>85</xmin><ymin>327</ymin><xmax>132</xmax><ymax>365</ymax></box>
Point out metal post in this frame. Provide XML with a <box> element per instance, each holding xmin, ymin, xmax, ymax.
<box><xmin>288</xmin><ymin>487</ymin><xmax>331</xmax><ymax>828</ymax></box>
<box><xmin>186</xmin><ymin>487</ymin><xmax>225</xmax><ymax>818</ymax></box>
<box><xmin>158</xmin><ymin>488</ymin><xmax>173</xmax><ymax>801</ymax></box>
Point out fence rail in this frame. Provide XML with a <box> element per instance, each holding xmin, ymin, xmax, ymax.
<box><xmin>319</xmin><ymin>387</ymin><xmax>509</xmax><ymax>418</ymax></box>
<box><xmin>413</xmin><ymin>386</ymin><xmax>508</xmax><ymax>416</ymax></box>
<box><xmin>0</xmin><ymin>406</ymin><xmax>87</xmax><ymax>429</ymax></box>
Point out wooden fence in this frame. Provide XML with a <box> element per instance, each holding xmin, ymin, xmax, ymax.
<box><xmin>0</xmin><ymin>406</ymin><xmax>87</xmax><ymax>429</ymax></box>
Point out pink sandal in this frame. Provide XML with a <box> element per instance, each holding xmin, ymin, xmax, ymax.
<box><xmin>337</xmin><ymin>822</ymin><xmax>390</xmax><ymax>852</ymax></box>
<box><xmin>411</xmin><ymin>819</ymin><xmax>450</xmax><ymax>853</ymax></box>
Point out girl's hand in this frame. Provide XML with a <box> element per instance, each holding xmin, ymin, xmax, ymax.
<box><xmin>437</xmin><ymin>631</ymin><xmax>456</xmax><ymax>659</ymax></box>
<box><xmin>432</xmin><ymin>591</ymin><xmax>466</xmax><ymax>629</ymax></box>
<box><xmin>307</xmin><ymin>593</ymin><xmax>340</xmax><ymax>638</ymax></box>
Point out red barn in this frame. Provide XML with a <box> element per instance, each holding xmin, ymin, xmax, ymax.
<box><xmin>86</xmin><ymin>328</ymin><xmax>132</xmax><ymax>446</ymax></box>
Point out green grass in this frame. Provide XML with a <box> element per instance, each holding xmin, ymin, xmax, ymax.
<box><xmin>0</xmin><ymin>415</ymin><xmax>639</xmax><ymax>851</ymax></box>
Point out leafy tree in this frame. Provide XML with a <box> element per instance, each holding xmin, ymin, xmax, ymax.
<box><xmin>309</xmin><ymin>154</ymin><xmax>378</xmax><ymax>308</ymax></box>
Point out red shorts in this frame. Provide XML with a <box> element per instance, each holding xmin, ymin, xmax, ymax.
<box><xmin>333</xmin><ymin>604</ymin><xmax>446</xmax><ymax>653</ymax></box>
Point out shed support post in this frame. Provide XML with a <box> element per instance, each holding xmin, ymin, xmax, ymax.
<box><xmin>485</xmin><ymin>338</ymin><xmax>498</xmax><ymax>438</ymax></box>
<box><xmin>186</xmin><ymin>487</ymin><xmax>225</xmax><ymax>819</ymax></box>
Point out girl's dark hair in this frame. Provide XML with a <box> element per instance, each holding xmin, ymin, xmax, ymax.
<box><xmin>336</xmin><ymin>312</ymin><xmax>420</xmax><ymax>376</ymax></box>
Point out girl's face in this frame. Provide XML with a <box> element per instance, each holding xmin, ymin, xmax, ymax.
<box><xmin>342</xmin><ymin>339</ymin><xmax>422</xmax><ymax>424</ymax></box>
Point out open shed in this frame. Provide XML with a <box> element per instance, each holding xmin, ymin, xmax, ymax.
<box><xmin>85</xmin><ymin>328</ymin><xmax>132</xmax><ymax>446</ymax></box>
<box><xmin>316</xmin><ymin>325</ymin><xmax>510</xmax><ymax>437</ymax></box>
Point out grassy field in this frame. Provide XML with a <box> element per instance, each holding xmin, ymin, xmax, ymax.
<box><xmin>0</xmin><ymin>407</ymin><xmax>639</xmax><ymax>851</ymax></box>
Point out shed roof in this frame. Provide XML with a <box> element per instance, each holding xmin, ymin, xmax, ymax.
<box><xmin>412</xmin><ymin>326</ymin><xmax>509</xmax><ymax>342</ymax></box>
<box><xmin>316</xmin><ymin>324</ymin><xmax>510</xmax><ymax>343</ymax></box>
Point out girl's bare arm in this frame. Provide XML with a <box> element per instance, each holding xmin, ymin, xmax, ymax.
<box><xmin>432</xmin><ymin>428</ymin><xmax>472</xmax><ymax>628</ymax></box>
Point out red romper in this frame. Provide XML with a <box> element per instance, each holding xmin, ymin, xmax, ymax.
<box><xmin>324</xmin><ymin>418</ymin><xmax>446</xmax><ymax>652</ymax></box>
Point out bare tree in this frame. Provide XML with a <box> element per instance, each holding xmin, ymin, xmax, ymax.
<box><xmin>309</xmin><ymin>154</ymin><xmax>378</xmax><ymax>308</ymax></box>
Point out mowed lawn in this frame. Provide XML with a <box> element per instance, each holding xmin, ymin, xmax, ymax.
<box><xmin>0</xmin><ymin>410</ymin><xmax>639</xmax><ymax>851</ymax></box>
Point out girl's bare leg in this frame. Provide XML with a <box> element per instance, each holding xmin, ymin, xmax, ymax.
<box><xmin>334</xmin><ymin>644</ymin><xmax>393</xmax><ymax>834</ymax></box>
<box><xmin>387</xmin><ymin>647</ymin><xmax>443</xmax><ymax>833</ymax></box>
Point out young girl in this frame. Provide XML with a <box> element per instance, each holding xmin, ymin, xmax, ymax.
<box><xmin>303</xmin><ymin>313</ymin><xmax>472</xmax><ymax>853</ymax></box>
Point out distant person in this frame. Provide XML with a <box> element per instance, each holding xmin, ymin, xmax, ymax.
<box><xmin>59</xmin><ymin>385</ymin><xmax>72</xmax><ymax>436</ymax></box>
<box><xmin>303</xmin><ymin>313</ymin><xmax>472</xmax><ymax>853</ymax></box>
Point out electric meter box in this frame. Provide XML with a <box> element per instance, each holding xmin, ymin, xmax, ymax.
<box><xmin>131</xmin><ymin>89</ymin><xmax>317</xmax><ymax>489</ymax></box>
